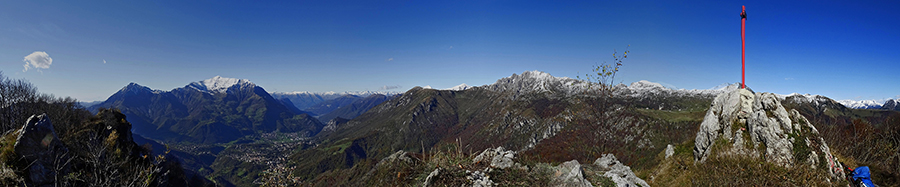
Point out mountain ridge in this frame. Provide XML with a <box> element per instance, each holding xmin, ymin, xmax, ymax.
<box><xmin>89</xmin><ymin>77</ymin><xmax>324</xmax><ymax>144</ymax></box>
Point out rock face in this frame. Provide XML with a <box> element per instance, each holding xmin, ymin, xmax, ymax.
<box><xmin>693</xmin><ymin>89</ymin><xmax>845</xmax><ymax>180</ymax></box>
<box><xmin>14</xmin><ymin>114</ymin><xmax>71</xmax><ymax>186</ymax></box>
<box><xmin>549</xmin><ymin>160</ymin><xmax>593</xmax><ymax>187</ymax></box>
<box><xmin>594</xmin><ymin>154</ymin><xmax>649</xmax><ymax>187</ymax></box>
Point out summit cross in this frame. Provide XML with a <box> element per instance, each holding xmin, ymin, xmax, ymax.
<box><xmin>741</xmin><ymin>6</ymin><xmax>747</xmax><ymax>89</ymax></box>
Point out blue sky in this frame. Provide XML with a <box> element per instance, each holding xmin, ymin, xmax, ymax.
<box><xmin>1</xmin><ymin>1</ymin><xmax>898</xmax><ymax>102</ymax></box>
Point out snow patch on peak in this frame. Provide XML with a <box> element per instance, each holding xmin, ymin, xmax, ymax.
<box><xmin>422</xmin><ymin>85</ymin><xmax>433</xmax><ymax>89</ymax></box>
<box><xmin>837</xmin><ymin>99</ymin><xmax>887</xmax><ymax>109</ymax></box>
<box><xmin>619</xmin><ymin>81</ymin><xmax>742</xmax><ymax>98</ymax></box>
<box><xmin>486</xmin><ymin>70</ymin><xmax>587</xmax><ymax>95</ymax></box>
<box><xmin>519</xmin><ymin>70</ymin><xmax>557</xmax><ymax>81</ymax></box>
<box><xmin>445</xmin><ymin>83</ymin><xmax>471</xmax><ymax>91</ymax></box>
<box><xmin>629</xmin><ymin>80</ymin><xmax>665</xmax><ymax>89</ymax></box>
<box><xmin>777</xmin><ymin>93</ymin><xmax>822</xmax><ymax>100</ymax></box>
<box><xmin>189</xmin><ymin>76</ymin><xmax>255</xmax><ymax>93</ymax></box>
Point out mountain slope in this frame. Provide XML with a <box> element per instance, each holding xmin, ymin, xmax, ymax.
<box><xmin>90</xmin><ymin>77</ymin><xmax>324</xmax><ymax>143</ymax></box>
<box><xmin>271</xmin><ymin>91</ymin><xmax>399</xmax><ymax>110</ymax></box>
<box><xmin>289</xmin><ymin>71</ymin><xmax>720</xmax><ymax>181</ymax></box>
<box><xmin>304</xmin><ymin>94</ymin><xmax>362</xmax><ymax>116</ymax></box>
<box><xmin>317</xmin><ymin>94</ymin><xmax>397</xmax><ymax>122</ymax></box>
<box><xmin>838</xmin><ymin>99</ymin><xmax>884</xmax><ymax>109</ymax></box>
<box><xmin>882</xmin><ymin>99</ymin><xmax>900</xmax><ymax>111</ymax></box>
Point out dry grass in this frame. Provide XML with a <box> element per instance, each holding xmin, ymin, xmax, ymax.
<box><xmin>649</xmin><ymin>139</ymin><xmax>846</xmax><ymax>187</ymax></box>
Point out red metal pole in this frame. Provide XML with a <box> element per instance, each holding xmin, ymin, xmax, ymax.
<box><xmin>741</xmin><ymin>6</ymin><xmax>746</xmax><ymax>89</ymax></box>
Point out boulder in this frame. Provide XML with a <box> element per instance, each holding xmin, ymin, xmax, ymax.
<box><xmin>549</xmin><ymin>160</ymin><xmax>593</xmax><ymax>187</ymax></box>
<box><xmin>14</xmin><ymin>114</ymin><xmax>71</xmax><ymax>187</ymax></box>
<box><xmin>594</xmin><ymin>154</ymin><xmax>649</xmax><ymax>187</ymax></box>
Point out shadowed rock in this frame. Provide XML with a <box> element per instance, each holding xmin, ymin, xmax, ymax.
<box><xmin>14</xmin><ymin>114</ymin><xmax>71</xmax><ymax>187</ymax></box>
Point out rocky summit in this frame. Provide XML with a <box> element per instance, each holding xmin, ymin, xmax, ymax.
<box><xmin>693</xmin><ymin>88</ymin><xmax>845</xmax><ymax>181</ymax></box>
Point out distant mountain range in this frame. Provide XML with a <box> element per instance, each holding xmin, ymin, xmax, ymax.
<box><xmin>89</xmin><ymin>76</ymin><xmax>324</xmax><ymax>143</ymax></box>
<box><xmin>78</xmin><ymin>71</ymin><xmax>899</xmax><ymax>185</ymax></box>
<box><xmin>837</xmin><ymin>98</ymin><xmax>900</xmax><ymax>111</ymax></box>
<box><xmin>271</xmin><ymin>91</ymin><xmax>399</xmax><ymax>110</ymax></box>
<box><xmin>290</xmin><ymin>70</ymin><xmax>746</xmax><ymax>179</ymax></box>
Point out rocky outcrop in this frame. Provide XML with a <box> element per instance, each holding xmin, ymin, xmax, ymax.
<box><xmin>594</xmin><ymin>154</ymin><xmax>649</xmax><ymax>187</ymax></box>
<box><xmin>423</xmin><ymin>168</ymin><xmax>440</xmax><ymax>187</ymax></box>
<box><xmin>467</xmin><ymin>170</ymin><xmax>494</xmax><ymax>187</ymax></box>
<box><xmin>473</xmin><ymin>147</ymin><xmax>517</xmax><ymax>169</ymax></box>
<box><xmin>664</xmin><ymin>144</ymin><xmax>674</xmax><ymax>159</ymax></box>
<box><xmin>693</xmin><ymin>89</ymin><xmax>845</xmax><ymax>180</ymax></box>
<box><xmin>14</xmin><ymin>114</ymin><xmax>71</xmax><ymax>187</ymax></box>
<box><xmin>374</xmin><ymin>150</ymin><xmax>412</xmax><ymax>168</ymax></box>
<box><xmin>549</xmin><ymin>160</ymin><xmax>593</xmax><ymax>187</ymax></box>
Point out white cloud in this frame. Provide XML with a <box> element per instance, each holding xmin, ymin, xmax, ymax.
<box><xmin>386</xmin><ymin>57</ymin><xmax>393</xmax><ymax>61</ymax></box>
<box><xmin>379</xmin><ymin>85</ymin><xmax>401</xmax><ymax>90</ymax></box>
<box><xmin>103</xmin><ymin>59</ymin><xmax>107</xmax><ymax>64</ymax></box>
<box><xmin>23</xmin><ymin>51</ymin><xmax>52</xmax><ymax>72</ymax></box>
<box><xmin>449</xmin><ymin>46</ymin><xmax>453</xmax><ymax>49</ymax></box>
<box><xmin>784</xmin><ymin>77</ymin><xmax>794</xmax><ymax>80</ymax></box>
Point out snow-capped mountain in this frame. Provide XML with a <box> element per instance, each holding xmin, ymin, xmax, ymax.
<box><xmin>779</xmin><ymin>93</ymin><xmax>836</xmax><ymax>105</ymax></box>
<box><xmin>90</xmin><ymin>77</ymin><xmax>323</xmax><ymax>143</ymax></box>
<box><xmin>187</xmin><ymin>76</ymin><xmax>255</xmax><ymax>94</ymax></box>
<box><xmin>837</xmin><ymin>99</ymin><xmax>885</xmax><ymax>109</ymax></box>
<box><xmin>445</xmin><ymin>83</ymin><xmax>471</xmax><ymax>91</ymax></box>
<box><xmin>617</xmin><ymin>80</ymin><xmax>743</xmax><ymax>98</ymax></box>
<box><xmin>484</xmin><ymin>70</ymin><xmax>589</xmax><ymax>96</ymax></box>
<box><xmin>481</xmin><ymin>70</ymin><xmax>743</xmax><ymax>99</ymax></box>
<box><xmin>883</xmin><ymin>99</ymin><xmax>900</xmax><ymax>111</ymax></box>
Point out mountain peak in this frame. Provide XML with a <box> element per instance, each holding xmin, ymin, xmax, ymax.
<box><xmin>487</xmin><ymin>70</ymin><xmax>586</xmax><ymax>95</ymax></box>
<box><xmin>118</xmin><ymin>82</ymin><xmax>155</xmax><ymax>95</ymax></box>
<box><xmin>445</xmin><ymin>83</ymin><xmax>471</xmax><ymax>91</ymax></box>
<box><xmin>628</xmin><ymin>80</ymin><xmax>665</xmax><ymax>89</ymax></box>
<box><xmin>188</xmin><ymin>76</ymin><xmax>255</xmax><ymax>93</ymax></box>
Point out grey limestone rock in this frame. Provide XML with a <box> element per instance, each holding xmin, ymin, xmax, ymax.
<box><xmin>467</xmin><ymin>170</ymin><xmax>494</xmax><ymax>187</ymax></box>
<box><xmin>594</xmin><ymin>154</ymin><xmax>649</xmax><ymax>187</ymax></box>
<box><xmin>375</xmin><ymin>150</ymin><xmax>412</xmax><ymax>168</ymax></box>
<box><xmin>692</xmin><ymin>89</ymin><xmax>846</xmax><ymax>181</ymax></box>
<box><xmin>549</xmin><ymin>160</ymin><xmax>593</xmax><ymax>187</ymax></box>
<box><xmin>664</xmin><ymin>144</ymin><xmax>674</xmax><ymax>159</ymax></box>
<box><xmin>424</xmin><ymin>168</ymin><xmax>440</xmax><ymax>187</ymax></box>
<box><xmin>694</xmin><ymin>89</ymin><xmax>754</xmax><ymax>162</ymax></box>
<box><xmin>474</xmin><ymin>146</ymin><xmax>516</xmax><ymax>169</ymax></box>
